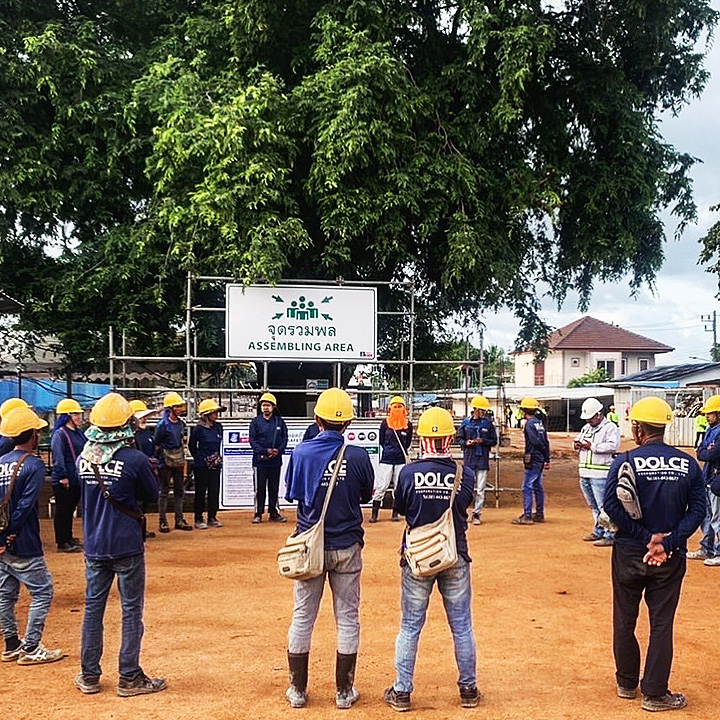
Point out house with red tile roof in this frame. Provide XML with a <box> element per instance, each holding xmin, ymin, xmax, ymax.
<box><xmin>513</xmin><ymin>316</ymin><xmax>674</xmax><ymax>386</ymax></box>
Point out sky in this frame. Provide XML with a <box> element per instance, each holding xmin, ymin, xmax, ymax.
<box><xmin>478</xmin><ymin>6</ymin><xmax>720</xmax><ymax>366</ymax></box>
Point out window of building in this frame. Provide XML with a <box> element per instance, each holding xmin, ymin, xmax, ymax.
<box><xmin>639</xmin><ymin>358</ymin><xmax>649</xmax><ymax>371</ymax></box>
<box><xmin>597</xmin><ymin>360</ymin><xmax>615</xmax><ymax>379</ymax></box>
<box><xmin>621</xmin><ymin>358</ymin><xmax>628</xmax><ymax>376</ymax></box>
<box><xmin>534</xmin><ymin>360</ymin><xmax>545</xmax><ymax>386</ymax></box>
<box><xmin>571</xmin><ymin>357</ymin><xmax>580</xmax><ymax>367</ymax></box>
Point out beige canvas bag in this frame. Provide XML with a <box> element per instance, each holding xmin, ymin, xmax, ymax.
<box><xmin>403</xmin><ymin>468</ymin><xmax>461</xmax><ymax>577</ymax></box>
<box><xmin>277</xmin><ymin>445</ymin><xmax>347</xmax><ymax>581</ymax></box>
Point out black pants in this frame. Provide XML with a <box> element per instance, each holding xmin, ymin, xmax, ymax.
<box><xmin>254</xmin><ymin>466</ymin><xmax>281</xmax><ymax>517</ymax></box>
<box><xmin>612</xmin><ymin>543</ymin><xmax>686</xmax><ymax>697</ymax></box>
<box><xmin>194</xmin><ymin>466</ymin><xmax>221</xmax><ymax>521</ymax></box>
<box><xmin>53</xmin><ymin>484</ymin><xmax>80</xmax><ymax>546</ymax></box>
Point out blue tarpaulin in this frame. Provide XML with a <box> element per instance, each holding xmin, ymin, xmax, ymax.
<box><xmin>0</xmin><ymin>378</ymin><xmax>110</xmax><ymax>413</ymax></box>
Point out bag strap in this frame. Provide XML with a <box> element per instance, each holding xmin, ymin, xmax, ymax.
<box><xmin>392</xmin><ymin>429</ymin><xmax>410</xmax><ymax>463</ymax></box>
<box><xmin>60</xmin><ymin>427</ymin><xmax>79</xmax><ymax>462</ymax></box>
<box><xmin>317</xmin><ymin>445</ymin><xmax>347</xmax><ymax>525</ymax></box>
<box><xmin>448</xmin><ymin>461</ymin><xmax>461</xmax><ymax>510</ymax></box>
<box><xmin>91</xmin><ymin>463</ymin><xmax>144</xmax><ymax>523</ymax></box>
<box><xmin>1</xmin><ymin>452</ymin><xmax>32</xmax><ymax>507</ymax></box>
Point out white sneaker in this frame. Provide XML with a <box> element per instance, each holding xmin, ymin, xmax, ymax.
<box><xmin>687</xmin><ymin>549</ymin><xmax>709</xmax><ymax>560</ymax></box>
<box><xmin>703</xmin><ymin>556</ymin><xmax>720</xmax><ymax>566</ymax></box>
<box><xmin>472</xmin><ymin>515</ymin><xmax>482</xmax><ymax>526</ymax></box>
<box><xmin>1</xmin><ymin>640</ymin><xmax>23</xmax><ymax>662</ymax></box>
<box><xmin>17</xmin><ymin>643</ymin><xmax>65</xmax><ymax>665</ymax></box>
<box><xmin>194</xmin><ymin>521</ymin><xmax>208</xmax><ymax>530</ymax></box>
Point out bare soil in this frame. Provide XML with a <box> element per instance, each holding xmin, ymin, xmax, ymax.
<box><xmin>4</xmin><ymin>433</ymin><xmax>718</xmax><ymax>720</ymax></box>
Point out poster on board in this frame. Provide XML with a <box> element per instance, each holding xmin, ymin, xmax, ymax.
<box><xmin>219</xmin><ymin>419</ymin><xmax>382</xmax><ymax>509</ymax></box>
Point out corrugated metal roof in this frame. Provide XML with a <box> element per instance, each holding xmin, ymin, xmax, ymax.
<box><xmin>607</xmin><ymin>362</ymin><xmax>720</xmax><ymax>385</ymax></box>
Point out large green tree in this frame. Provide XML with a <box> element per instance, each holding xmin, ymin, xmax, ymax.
<box><xmin>0</xmin><ymin>0</ymin><xmax>716</xmax><ymax>373</ymax></box>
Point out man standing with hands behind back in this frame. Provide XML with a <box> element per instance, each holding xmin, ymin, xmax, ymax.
<box><xmin>603</xmin><ymin>397</ymin><xmax>705</xmax><ymax>712</ymax></box>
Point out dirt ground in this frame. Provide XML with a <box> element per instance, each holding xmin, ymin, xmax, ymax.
<box><xmin>4</xmin><ymin>432</ymin><xmax>720</xmax><ymax>720</ymax></box>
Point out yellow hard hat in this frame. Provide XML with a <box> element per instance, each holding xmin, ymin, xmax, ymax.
<box><xmin>90</xmin><ymin>393</ymin><xmax>134</xmax><ymax>429</ymax></box>
<box><xmin>198</xmin><ymin>398</ymin><xmax>226</xmax><ymax>415</ymax></box>
<box><xmin>629</xmin><ymin>397</ymin><xmax>673</xmax><ymax>426</ymax></box>
<box><xmin>0</xmin><ymin>398</ymin><xmax>30</xmax><ymax>419</ymax></box>
<box><xmin>0</xmin><ymin>406</ymin><xmax>48</xmax><ymax>438</ymax></box>
<box><xmin>163</xmin><ymin>391</ymin><xmax>185</xmax><ymax>408</ymax></box>
<box><xmin>259</xmin><ymin>392</ymin><xmax>277</xmax><ymax>406</ymax></box>
<box><xmin>389</xmin><ymin>395</ymin><xmax>406</xmax><ymax>407</ymax></box>
<box><xmin>519</xmin><ymin>396</ymin><xmax>540</xmax><ymax>411</ymax></box>
<box><xmin>314</xmin><ymin>388</ymin><xmax>354</xmax><ymax>422</ymax></box>
<box><xmin>701</xmin><ymin>395</ymin><xmax>720</xmax><ymax>414</ymax></box>
<box><xmin>471</xmin><ymin>395</ymin><xmax>490</xmax><ymax>410</ymax></box>
<box><xmin>129</xmin><ymin>399</ymin><xmax>156</xmax><ymax>419</ymax></box>
<box><xmin>56</xmin><ymin>398</ymin><xmax>83</xmax><ymax>414</ymax></box>
<box><xmin>417</xmin><ymin>407</ymin><xmax>455</xmax><ymax>437</ymax></box>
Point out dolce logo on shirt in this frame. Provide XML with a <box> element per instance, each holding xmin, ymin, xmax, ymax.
<box><xmin>78</xmin><ymin>458</ymin><xmax>125</xmax><ymax>478</ymax></box>
<box><xmin>633</xmin><ymin>456</ymin><xmax>689</xmax><ymax>473</ymax></box>
<box><xmin>414</xmin><ymin>471</ymin><xmax>455</xmax><ymax>489</ymax></box>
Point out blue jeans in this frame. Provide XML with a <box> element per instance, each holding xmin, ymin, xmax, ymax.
<box><xmin>81</xmin><ymin>553</ymin><xmax>145</xmax><ymax>680</ymax></box>
<box><xmin>393</xmin><ymin>558</ymin><xmax>476</xmax><ymax>693</ymax></box>
<box><xmin>0</xmin><ymin>553</ymin><xmax>54</xmax><ymax>651</ymax></box>
<box><xmin>579</xmin><ymin>476</ymin><xmax>614</xmax><ymax>539</ymax></box>
<box><xmin>472</xmin><ymin>469</ymin><xmax>488</xmax><ymax>518</ymax></box>
<box><xmin>287</xmin><ymin>543</ymin><xmax>362</xmax><ymax>655</ymax></box>
<box><xmin>522</xmin><ymin>464</ymin><xmax>545</xmax><ymax>517</ymax></box>
<box><xmin>699</xmin><ymin>487</ymin><xmax>720</xmax><ymax>557</ymax></box>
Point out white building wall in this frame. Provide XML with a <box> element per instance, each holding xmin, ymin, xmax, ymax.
<box><xmin>543</xmin><ymin>352</ymin><xmax>565</xmax><ymax>385</ymax></box>
<box><xmin>513</xmin><ymin>352</ymin><xmax>536</xmax><ymax>386</ymax></box>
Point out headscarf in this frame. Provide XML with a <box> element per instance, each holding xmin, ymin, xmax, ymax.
<box><xmin>53</xmin><ymin>413</ymin><xmax>71</xmax><ymax>434</ymax></box>
<box><xmin>419</xmin><ymin>435</ymin><xmax>453</xmax><ymax>459</ymax></box>
<box><xmin>81</xmin><ymin>424</ymin><xmax>135</xmax><ymax>465</ymax></box>
<box><xmin>386</xmin><ymin>403</ymin><xmax>409</xmax><ymax>431</ymax></box>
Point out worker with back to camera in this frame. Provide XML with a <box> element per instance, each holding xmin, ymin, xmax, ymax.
<box><xmin>370</xmin><ymin>396</ymin><xmax>413</xmax><ymax>523</ymax></box>
<box><xmin>283</xmin><ymin>388</ymin><xmax>374</xmax><ymax>710</ymax></box>
<box><xmin>0</xmin><ymin>398</ymin><xmax>31</xmax><ymax>457</ymax></box>
<box><xmin>603</xmin><ymin>396</ymin><xmax>704</xmax><ymax>712</ymax></box>
<box><xmin>457</xmin><ymin>395</ymin><xmax>497</xmax><ymax>526</ymax></box>
<box><xmin>50</xmin><ymin>398</ymin><xmax>87</xmax><ymax>553</ymax></box>
<box><xmin>383</xmin><ymin>406</ymin><xmax>479</xmax><ymax>712</ymax></box>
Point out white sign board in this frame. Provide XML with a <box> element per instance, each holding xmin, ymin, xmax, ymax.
<box><xmin>219</xmin><ymin>420</ymin><xmax>382</xmax><ymax>509</ymax></box>
<box><xmin>226</xmin><ymin>284</ymin><xmax>377</xmax><ymax>361</ymax></box>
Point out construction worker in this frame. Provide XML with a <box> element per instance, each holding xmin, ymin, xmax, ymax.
<box><xmin>284</xmin><ymin>388</ymin><xmax>374</xmax><ymax>710</ymax></box>
<box><xmin>694</xmin><ymin>412</ymin><xmax>709</xmax><ymax>449</ymax></box>
<box><xmin>0</xmin><ymin>398</ymin><xmax>31</xmax><ymax>457</ymax></box>
<box><xmin>603</xmin><ymin>396</ymin><xmax>705</xmax><ymax>712</ymax></box>
<box><xmin>154</xmin><ymin>392</ymin><xmax>191</xmax><ymax>533</ymax></box>
<box><xmin>512</xmin><ymin>397</ymin><xmax>550</xmax><ymax>525</ymax></box>
<box><xmin>0</xmin><ymin>405</ymin><xmax>65</xmax><ymax>665</ymax></box>
<box><xmin>130</xmin><ymin>400</ymin><xmax>158</xmax><ymax>540</ymax></box>
<box><xmin>574</xmin><ymin>398</ymin><xmax>620</xmax><ymax>547</ymax></box>
<box><xmin>458</xmin><ymin>395</ymin><xmax>497</xmax><ymax>525</ymax></box>
<box><xmin>51</xmin><ymin>398</ymin><xmax>87</xmax><ymax>553</ymax></box>
<box><xmin>370</xmin><ymin>396</ymin><xmax>413</xmax><ymax>523</ymax></box>
<box><xmin>75</xmin><ymin>393</ymin><xmax>166</xmax><ymax>696</ymax></box>
<box><xmin>688</xmin><ymin>395</ymin><xmax>720</xmax><ymax>565</ymax></box>
<box><xmin>189</xmin><ymin>399</ymin><xmax>226</xmax><ymax>529</ymax></box>
<box><xmin>249</xmin><ymin>392</ymin><xmax>288</xmax><ymax>523</ymax></box>
<box><xmin>384</xmin><ymin>407</ymin><xmax>479</xmax><ymax>712</ymax></box>
<box><xmin>607</xmin><ymin>404</ymin><xmax>620</xmax><ymax>426</ymax></box>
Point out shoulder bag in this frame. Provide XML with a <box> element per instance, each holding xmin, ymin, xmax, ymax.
<box><xmin>403</xmin><ymin>467</ymin><xmax>461</xmax><ymax>577</ymax></box>
<box><xmin>277</xmin><ymin>445</ymin><xmax>347</xmax><ymax>581</ymax></box>
<box><xmin>0</xmin><ymin>452</ymin><xmax>32</xmax><ymax>534</ymax></box>
<box><xmin>91</xmin><ymin>464</ymin><xmax>148</xmax><ymax>541</ymax></box>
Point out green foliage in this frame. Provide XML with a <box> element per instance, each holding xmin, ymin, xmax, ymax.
<box><xmin>568</xmin><ymin>367</ymin><xmax>611</xmax><ymax>388</ymax></box>
<box><xmin>0</xmin><ymin>0</ymin><xmax>717</xmax><ymax>371</ymax></box>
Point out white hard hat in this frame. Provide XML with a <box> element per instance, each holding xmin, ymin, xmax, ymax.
<box><xmin>580</xmin><ymin>398</ymin><xmax>604</xmax><ymax>420</ymax></box>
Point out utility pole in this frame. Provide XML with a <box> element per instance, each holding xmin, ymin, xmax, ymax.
<box><xmin>701</xmin><ymin>311</ymin><xmax>718</xmax><ymax>360</ymax></box>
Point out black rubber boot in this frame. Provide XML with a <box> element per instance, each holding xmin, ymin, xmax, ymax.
<box><xmin>369</xmin><ymin>501</ymin><xmax>380</xmax><ymax>523</ymax></box>
<box><xmin>286</xmin><ymin>652</ymin><xmax>309</xmax><ymax>708</ymax></box>
<box><xmin>335</xmin><ymin>652</ymin><xmax>359</xmax><ymax>709</ymax></box>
